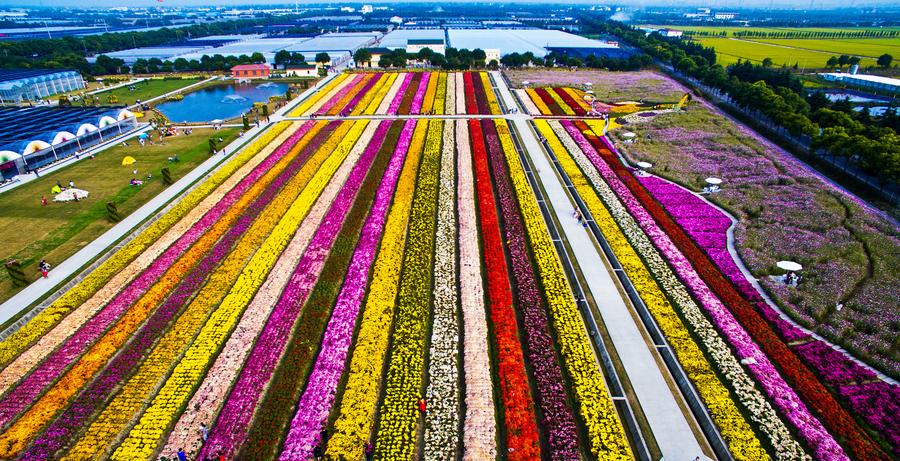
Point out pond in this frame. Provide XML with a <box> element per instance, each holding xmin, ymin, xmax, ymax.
<box><xmin>155</xmin><ymin>81</ymin><xmax>289</xmax><ymax>123</ymax></box>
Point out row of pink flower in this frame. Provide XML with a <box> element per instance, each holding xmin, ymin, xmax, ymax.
<box><xmin>482</xmin><ymin>120</ymin><xmax>581</xmax><ymax>459</ymax></box>
<box><xmin>564</xmin><ymin>121</ymin><xmax>848</xmax><ymax>461</ymax></box>
<box><xmin>278</xmin><ymin>119</ymin><xmax>414</xmax><ymax>460</ymax></box>
<box><xmin>0</xmin><ymin>123</ymin><xmax>310</xmax><ymax>430</ymax></box>
<box><xmin>387</xmin><ymin>73</ymin><xmax>414</xmax><ymax>115</ymax></box>
<box><xmin>198</xmin><ymin>120</ymin><xmax>392</xmax><ymax>460</ymax></box>
<box><xmin>409</xmin><ymin>72</ymin><xmax>431</xmax><ymax>115</ymax></box>
<box><xmin>20</xmin><ymin>123</ymin><xmax>317</xmax><ymax>461</ymax></box>
<box><xmin>314</xmin><ymin>73</ymin><xmax>365</xmax><ymax>115</ymax></box>
<box><xmin>637</xmin><ymin>174</ymin><xmax>899</xmax><ymax>455</ymax></box>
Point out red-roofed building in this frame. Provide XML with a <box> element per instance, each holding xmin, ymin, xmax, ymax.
<box><xmin>231</xmin><ymin>64</ymin><xmax>270</xmax><ymax>80</ymax></box>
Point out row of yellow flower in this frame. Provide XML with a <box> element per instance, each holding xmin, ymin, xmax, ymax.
<box><xmin>563</xmin><ymin>88</ymin><xmax>592</xmax><ymax>112</ymax></box>
<box><xmin>373</xmin><ymin>120</ymin><xmax>443</xmax><ymax>461</ymax></box>
<box><xmin>0</xmin><ymin>121</ymin><xmax>304</xmax><ymax>458</ymax></box>
<box><xmin>330</xmin><ymin>74</ymin><xmax>373</xmax><ymax>115</ymax></box>
<box><xmin>353</xmin><ymin>73</ymin><xmax>391</xmax><ymax>116</ymax></box>
<box><xmin>109</xmin><ymin>120</ymin><xmax>374</xmax><ymax>461</ymax></box>
<box><xmin>289</xmin><ymin>73</ymin><xmax>350</xmax><ymax>116</ymax></box>
<box><xmin>494</xmin><ymin>119</ymin><xmax>633</xmax><ymax>460</ymax></box>
<box><xmin>60</xmin><ymin>122</ymin><xmax>366</xmax><ymax>460</ymax></box>
<box><xmin>479</xmin><ymin>72</ymin><xmax>502</xmax><ymax>115</ymax></box>
<box><xmin>0</xmin><ymin>123</ymin><xmax>299</xmax><ymax>399</ymax></box>
<box><xmin>326</xmin><ymin>120</ymin><xmax>425</xmax><ymax>459</ymax></box>
<box><xmin>524</xmin><ymin>87</ymin><xmax>552</xmax><ymax>116</ymax></box>
<box><xmin>0</xmin><ymin>122</ymin><xmax>291</xmax><ymax>369</ymax></box>
<box><xmin>422</xmin><ymin>71</ymin><xmax>439</xmax><ymax>114</ymax></box>
<box><xmin>537</xmin><ymin>120</ymin><xmax>777</xmax><ymax>460</ymax></box>
<box><xmin>433</xmin><ymin>72</ymin><xmax>447</xmax><ymax>115</ymax></box>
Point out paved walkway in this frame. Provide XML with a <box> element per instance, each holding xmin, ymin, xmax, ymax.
<box><xmin>0</xmin><ymin>74</ymin><xmax>334</xmax><ymax>332</ymax></box>
<box><xmin>488</xmin><ymin>74</ymin><xmax>709</xmax><ymax>459</ymax></box>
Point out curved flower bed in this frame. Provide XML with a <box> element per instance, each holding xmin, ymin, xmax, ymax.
<box><xmin>536</xmin><ymin>120</ymin><xmax>778</xmax><ymax>460</ymax></box>
<box><xmin>495</xmin><ymin>120</ymin><xmax>632</xmax><ymax>460</ymax></box>
<box><xmin>553</xmin><ymin>88</ymin><xmax>586</xmax><ymax>116</ymax></box>
<box><xmin>422</xmin><ymin>120</ymin><xmax>462</xmax><ymax>460</ymax></box>
<box><xmin>639</xmin><ymin>175</ymin><xmax>900</xmax><ymax>456</ymax></box>
<box><xmin>433</xmin><ymin>72</ymin><xmax>447</xmax><ymax>115</ymax></box>
<box><xmin>468</xmin><ymin>119</ymin><xmax>541</xmax><ymax>461</ymax></box>
<box><xmin>0</xmin><ymin>122</ymin><xmax>290</xmax><ymax>370</ymax></box>
<box><xmin>480</xmin><ymin>72</ymin><xmax>502</xmax><ymax>115</ymax></box>
<box><xmin>455</xmin><ymin>120</ymin><xmax>498</xmax><ymax>461</ymax></box>
<box><xmin>421</xmin><ymin>71</ymin><xmax>439</xmax><ymax>114</ymax></box>
<box><xmin>463</xmin><ymin>72</ymin><xmax>477</xmax><ymax>114</ymax></box>
<box><xmin>372</xmin><ymin>120</ymin><xmax>443</xmax><ymax>461</ymax></box>
<box><xmin>315</xmin><ymin>74</ymin><xmax>365</xmax><ymax>116</ymax></box>
<box><xmin>387</xmin><ymin>72</ymin><xmax>414</xmax><ymax>115</ymax></box>
<box><xmin>482</xmin><ymin>119</ymin><xmax>581</xmax><ymax>460</ymax></box>
<box><xmin>587</xmin><ymin>126</ymin><xmax>888</xmax><ymax>461</ymax></box>
<box><xmin>351</xmin><ymin>73</ymin><xmax>390</xmax><ymax>115</ymax></box>
<box><xmin>566</xmin><ymin>121</ymin><xmax>845</xmax><ymax>459</ymax></box>
<box><xmin>409</xmin><ymin>72</ymin><xmax>431</xmax><ymax>115</ymax></box>
<box><xmin>453</xmin><ymin>72</ymin><xmax>464</xmax><ymax>115</ymax></box>
<box><xmin>325</xmin><ymin>120</ymin><xmax>423</xmax><ymax>459</ymax></box>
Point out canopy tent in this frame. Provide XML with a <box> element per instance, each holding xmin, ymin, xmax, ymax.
<box><xmin>705</xmin><ymin>177</ymin><xmax>723</xmax><ymax>185</ymax></box>
<box><xmin>776</xmin><ymin>261</ymin><xmax>803</xmax><ymax>272</ymax></box>
<box><xmin>0</xmin><ymin>150</ymin><xmax>21</xmax><ymax>163</ymax></box>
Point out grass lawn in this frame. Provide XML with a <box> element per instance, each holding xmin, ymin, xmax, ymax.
<box><xmin>0</xmin><ymin>127</ymin><xmax>238</xmax><ymax>305</ymax></box>
<box><xmin>96</xmin><ymin>78</ymin><xmax>203</xmax><ymax>105</ymax></box>
<box><xmin>749</xmin><ymin>38</ymin><xmax>900</xmax><ymax>59</ymax></box>
<box><xmin>610</xmin><ymin>105</ymin><xmax>900</xmax><ymax>377</ymax></box>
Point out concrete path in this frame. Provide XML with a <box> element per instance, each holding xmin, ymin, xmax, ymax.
<box><xmin>509</xmin><ymin>115</ymin><xmax>707</xmax><ymax>461</ymax></box>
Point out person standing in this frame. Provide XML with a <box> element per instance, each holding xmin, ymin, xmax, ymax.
<box><xmin>417</xmin><ymin>398</ymin><xmax>427</xmax><ymax>414</ymax></box>
<box><xmin>199</xmin><ymin>422</ymin><xmax>209</xmax><ymax>442</ymax></box>
<box><xmin>177</xmin><ymin>448</ymin><xmax>187</xmax><ymax>461</ymax></box>
<box><xmin>364</xmin><ymin>441</ymin><xmax>374</xmax><ymax>461</ymax></box>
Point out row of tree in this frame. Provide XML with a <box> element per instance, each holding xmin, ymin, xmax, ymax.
<box><xmin>353</xmin><ymin>47</ymin><xmax>496</xmax><ymax>70</ymax></box>
<box><xmin>582</xmin><ymin>17</ymin><xmax>900</xmax><ymax>183</ymax></box>
<box><xmin>90</xmin><ymin>50</ymin><xmax>333</xmax><ymax>75</ymax></box>
<box><xmin>825</xmin><ymin>54</ymin><xmax>893</xmax><ymax>68</ymax></box>
<box><xmin>685</xmin><ymin>29</ymin><xmax>899</xmax><ymax>39</ymax></box>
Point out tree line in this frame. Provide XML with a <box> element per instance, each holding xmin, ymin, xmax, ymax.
<box><xmin>582</xmin><ymin>17</ymin><xmax>900</xmax><ymax>184</ymax></box>
<box><xmin>0</xmin><ymin>18</ymin><xmax>266</xmax><ymax>76</ymax></box>
<box><xmin>684</xmin><ymin>29</ymin><xmax>899</xmax><ymax>39</ymax></box>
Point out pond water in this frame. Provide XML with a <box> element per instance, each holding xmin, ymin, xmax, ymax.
<box><xmin>155</xmin><ymin>82</ymin><xmax>288</xmax><ymax>123</ymax></box>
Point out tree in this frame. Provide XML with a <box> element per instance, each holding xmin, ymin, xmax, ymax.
<box><xmin>173</xmin><ymin>58</ymin><xmax>189</xmax><ymax>71</ymax></box>
<box><xmin>837</xmin><ymin>54</ymin><xmax>850</xmax><ymax>67</ymax></box>
<box><xmin>848</xmin><ymin>56</ymin><xmax>861</xmax><ymax>66</ymax></box>
<box><xmin>877</xmin><ymin>53</ymin><xmax>893</xmax><ymax>68</ymax></box>
<box><xmin>274</xmin><ymin>49</ymin><xmax>292</xmax><ymax>69</ymax></box>
<box><xmin>353</xmin><ymin>48</ymin><xmax>372</xmax><ymax>66</ymax></box>
<box><xmin>315</xmin><ymin>52</ymin><xmax>331</xmax><ymax>66</ymax></box>
<box><xmin>826</xmin><ymin>56</ymin><xmax>839</xmax><ymax>68</ymax></box>
<box><xmin>242</xmin><ymin>114</ymin><xmax>250</xmax><ymax>131</ymax></box>
<box><xmin>761</xmin><ymin>57</ymin><xmax>773</xmax><ymax>67</ymax></box>
<box><xmin>417</xmin><ymin>47</ymin><xmax>434</xmax><ymax>63</ymax></box>
<box><xmin>290</xmin><ymin>52</ymin><xmax>305</xmax><ymax>64</ymax></box>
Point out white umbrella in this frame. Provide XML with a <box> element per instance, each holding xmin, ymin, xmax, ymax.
<box><xmin>622</xmin><ymin>132</ymin><xmax>637</xmax><ymax>138</ymax></box>
<box><xmin>637</xmin><ymin>161</ymin><xmax>653</xmax><ymax>169</ymax></box>
<box><xmin>705</xmin><ymin>177</ymin><xmax>723</xmax><ymax>185</ymax></box>
<box><xmin>776</xmin><ymin>261</ymin><xmax>803</xmax><ymax>271</ymax></box>
<box><xmin>210</xmin><ymin>119</ymin><xmax>224</xmax><ymax>124</ymax></box>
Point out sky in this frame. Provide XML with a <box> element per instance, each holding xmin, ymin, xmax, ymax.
<box><xmin>0</xmin><ymin>0</ymin><xmax>898</xmax><ymax>8</ymax></box>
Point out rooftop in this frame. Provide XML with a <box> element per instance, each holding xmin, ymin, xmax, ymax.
<box><xmin>408</xmin><ymin>38</ymin><xmax>445</xmax><ymax>45</ymax></box>
<box><xmin>0</xmin><ymin>106</ymin><xmax>121</xmax><ymax>153</ymax></box>
<box><xmin>231</xmin><ymin>64</ymin><xmax>271</xmax><ymax>71</ymax></box>
<box><xmin>822</xmin><ymin>73</ymin><xmax>900</xmax><ymax>87</ymax></box>
<box><xmin>0</xmin><ymin>69</ymin><xmax>78</xmax><ymax>84</ymax></box>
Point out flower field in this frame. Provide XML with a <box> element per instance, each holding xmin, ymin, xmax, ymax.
<box><xmin>290</xmin><ymin>71</ymin><xmax>503</xmax><ymax>116</ymax></box>
<box><xmin>0</xmin><ymin>83</ymin><xmax>633</xmax><ymax>458</ymax></box>
<box><xmin>534</xmin><ymin>113</ymin><xmax>898</xmax><ymax>459</ymax></box>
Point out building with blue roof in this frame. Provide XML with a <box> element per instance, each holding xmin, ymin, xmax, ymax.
<box><xmin>0</xmin><ymin>69</ymin><xmax>85</xmax><ymax>104</ymax></box>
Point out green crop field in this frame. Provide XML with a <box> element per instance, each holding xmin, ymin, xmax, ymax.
<box><xmin>749</xmin><ymin>38</ymin><xmax>900</xmax><ymax>59</ymax></box>
<box><xmin>693</xmin><ymin>37</ymin><xmax>883</xmax><ymax>68</ymax></box>
<box><xmin>644</xmin><ymin>25</ymin><xmax>900</xmax><ymax>36</ymax></box>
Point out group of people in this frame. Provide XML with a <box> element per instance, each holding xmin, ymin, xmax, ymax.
<box><xmin>784</xmin><ymin>271</ymin><xmax>802</xmax><ymax>287</ymax></box>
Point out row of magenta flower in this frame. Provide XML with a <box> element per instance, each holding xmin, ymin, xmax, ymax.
<box><xmin>288</xmin><ymin>70</ymin><xmax>501</xmax><ymax>117</ymax></box>
<box><xmin>0</xmin><ymin>118</ymin><xmax>633</xmax><ymax>460</ymax></box>
<box><xmin>536</xmin><ymin>118</ymin><xmax>895</xmax><ymax>461</ymax></box>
